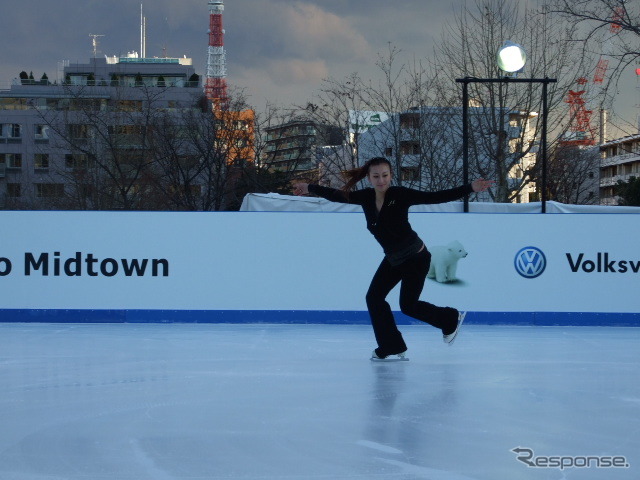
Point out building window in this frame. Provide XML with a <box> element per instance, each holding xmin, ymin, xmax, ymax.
<box><xmin>10</xmin><ymin>124</ymin><xmax>21</xmax><ymax>138</ymax></box>
<box><xmin>401</xmin><ymin>167</ymin><xmax>420</xmax><ymax>182</ymax></box>
<box><xmin>0</xmin><ymin>98</ymin><xmax>28</xmax><ymax>110</ymax></box>
<box><xmin>67</xmin><ymin>124</ymin><xmax>90</xmax><ymax>140</ymax></box>
<box><xmin>35</xmin><ymin>183</ymin><xmax>64</xmax><ymax>198</ymax></box>
<box><xmin>1</xmin><ymin>153</ymin><xmax>22</xmax><ymax>169</ymax></box>
<box><xmin>400</xmin><ymin>113</ymin><xmax>420</xmax><ymax>129</ymax></box>
<box><xmin>0</xmin><ymin>124</ymin><xmax>22</xmax><ymax>141</ymax></box>
<box><xmin>108</xmin><ymin>125</ymin><xmax>146</xmax><ymax>136</ymax></box>
<box><xmin>384</xmin><ymin>147</ymin><xmax>393</xmax><ymax>156</ymax></box>
<box><xmin>7</xmin><ymin>183</ymin><xmax>21</xmax><ymax>197</ymax></box>
<box><xmin>65</xmin><ymin>154</ymin><xmax>92</xmax><ymax>170</ymax></box>
<box><xmin>115</xmin><ymin>100</ymin><xmax>143</xmax><ymax>112</ymax></box>
<box><xmin>400</xmin><ymin>141</ymin><xmax>420</xmax><ymax>155</ymax></box>
<box><xmin>35</xmin><ymin>154</ymin><xmax>49</xmax><ymax>170</ymax></box>
<box><xmin>35</xmin><ymin>124</ymin><xmax>49</xmax><ymax>141</ymax></box>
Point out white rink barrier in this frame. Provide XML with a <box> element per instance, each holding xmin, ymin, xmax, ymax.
<box><xmin>0</xmin><ymin>210</ymin><xmax>638</xmax><ymax>325</ymax></box>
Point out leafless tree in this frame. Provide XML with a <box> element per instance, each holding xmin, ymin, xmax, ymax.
<box><xmin>149</xmin><ymin>90</ymin><xmax>257</xmax><ymax>211</ymax></box>
<box><xmin>546</xmin><ymin>145</ymin><xmax>601</xmax><ymax>204</ymax></box>
<box><xmin>300</xmin><ymin>73</ymin><xmax>363</xmax><ymax>186</ymax></box>
<box><xmin>38</xmin><ymin>84</ymin><xmax>170</xmax><ymax>210</ymax></box>
<box><xmin>303</xmin><ymin>2</ymin><xmax>595</xmax><ymax>204</ymax></box>
<box><xmin>429</xmin><ymin>0</ymin><xmax>595</xmax><ymax>202</ymax></box>
<box><xmin>36</xmin><ymin>83</ymin><xmax>269</xmax><ymax>211</ymax></box>
<box><xmin>305</xmin><ymin>45</ymin><xmax>441</xmax><ymax>190</ymax></box>
<box><xmin>546</xmin><ymin>0</ymin><xmax>640</xmax><ymax>100</ymax></box>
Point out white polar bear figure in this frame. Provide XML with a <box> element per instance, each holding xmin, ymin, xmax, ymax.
<box><xmin>427</xmin><ymin>241</ymin><xmax>468</xmax><ymax>283</ymax></box>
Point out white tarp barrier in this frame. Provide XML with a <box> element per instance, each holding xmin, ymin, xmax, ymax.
<box><xmin>240</xmin><ymin>193</ymin><xmax>640</xmax><ymax>214</ymax></box>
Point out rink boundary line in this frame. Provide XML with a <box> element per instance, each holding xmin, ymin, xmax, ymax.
<box><xmin>0</xmin><ymin>310</ymin><xmax>638</xmax><ymax>326</ymax></box>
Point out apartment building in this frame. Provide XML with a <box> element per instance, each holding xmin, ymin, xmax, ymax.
<box><xmin>599</xmin><ymin>133</ymin><xmax>640</xmax><ymax>205</ymax></box>
<box><xmin>0</xmin><ymin>55</ymin><xmax>210</xmax><ymax>209</ymax></box>
<box><xmin>264</xmin><ymin>117</ymin><xmax>343</xmax><ymax>179</ymax></box>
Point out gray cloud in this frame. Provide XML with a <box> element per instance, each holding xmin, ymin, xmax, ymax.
<box><xmin>0</xmin><ymin>1</ymin><xmax>452</xmax><ymax>98</ymax></box>
<box><xmin>0</xmin><ymin>0</ymin><xmax>637</xmax><ymax>130</ymax></box>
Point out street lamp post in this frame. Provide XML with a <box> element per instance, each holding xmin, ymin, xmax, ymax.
<box><xmin>456</xmin><ymin>42</ymin><xmax>557</xmax><ymax>213</ymax></box>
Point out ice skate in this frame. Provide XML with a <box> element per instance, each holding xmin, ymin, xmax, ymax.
<box><xmin>443</xmin><ymin>311</ymin><xmax>466</xmax><ymax>345</ymax></box>
<box><xmin>370</xmin><ymin>349</ymin><xmax>409</xmax><ymax>362</ymax></box>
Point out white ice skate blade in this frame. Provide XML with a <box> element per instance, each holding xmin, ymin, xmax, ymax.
<box><xmin>444</xmin><ymin>311</ymin><xmax>466</xmax><ymax>345</ymax></box>
<box><xmin>370</xmin><ymin>355</ymin><xmax>409</xmax><ymax>362</ymax></box>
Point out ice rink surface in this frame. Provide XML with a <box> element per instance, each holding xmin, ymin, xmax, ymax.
<box><xmin>0</xmin><ymin>322</ymin><xmax>638</xmax><ymax>480</ymax></box>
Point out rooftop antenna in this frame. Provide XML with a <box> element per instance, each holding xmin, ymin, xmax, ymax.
<box><xmin>140</xmin><ymin>4</ymin><xmax>146</xmax><ymax>58</ymax></box>
<box><xmin>161</xmin><ymin>15</ymin><xmax>170</xmax><ymax>58</ymax></box>
<box><xmin>89</xmin><ymin>34</ymin><xmax>105</xmax><ymax>58</ymax></box>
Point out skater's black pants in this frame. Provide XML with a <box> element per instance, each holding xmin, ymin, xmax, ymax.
<box><xmin>366</xmin><ymin>248</ymin><xmax>457</xmax><ymax>356</ymax></box>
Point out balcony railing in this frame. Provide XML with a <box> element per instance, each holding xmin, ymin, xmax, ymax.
<box><xmin>601</xmin><ymin>152</ymin><xmax>640</xmax><ymax>167</ymax></box>
<box><xmin>600</xmin><ymin>173</ymin><xmax>637</xmax><ymax>187</ymax></box>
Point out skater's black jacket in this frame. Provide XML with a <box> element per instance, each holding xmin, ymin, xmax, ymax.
<box><xmin>307</xmin><ymin>184</ymin><xmax>473</xmax><ymax>255</ymax></box>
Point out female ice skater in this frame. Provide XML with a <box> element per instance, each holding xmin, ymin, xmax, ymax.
<box><xmin>293</xmin><ymin>157</ymin><xmax>493</xmax><ymax>361</ymax></box>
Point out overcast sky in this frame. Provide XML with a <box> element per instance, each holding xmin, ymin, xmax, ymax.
<box><xmin>1</xmin><ymin>0</ymin><xmax>638</xmax><ymax>134</ymax></box>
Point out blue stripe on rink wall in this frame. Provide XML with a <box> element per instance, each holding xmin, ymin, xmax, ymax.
<box><xmin>0</xmin><ymin>310</ymin><xmax>638</xmax><ymax>326</ymax></box>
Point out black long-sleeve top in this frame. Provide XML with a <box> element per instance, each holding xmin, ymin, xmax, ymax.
<box><xmin>308</xmin><ymin>184</ymin><xmax>473</xmax><ymax>255</ymax></box>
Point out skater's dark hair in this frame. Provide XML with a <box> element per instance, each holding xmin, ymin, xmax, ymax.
<box><xmin>343</xmin><ymin>157</ymin><xmax>392</xmax><ymax>193</ymax></box>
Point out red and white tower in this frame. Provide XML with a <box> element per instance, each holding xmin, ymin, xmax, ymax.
<box><xmin>205</xmin><ymin>0</ymin><xmax>228</xmax><ymax>106</ymax></box>
<box><xmin>560</xmin><ymin>4</ymin><xmax>624</xmax><ymax>147</ymax></box>
<box><xmin>563</xmin><ymin>78</ymin><xmax>596</xmax><ymax>147</ymax></box>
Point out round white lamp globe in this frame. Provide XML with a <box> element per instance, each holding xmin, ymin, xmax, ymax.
<box><xmin>497</xmin><ymin>41</ymin><xmax>526</xmax><ymax>73</ymax></box>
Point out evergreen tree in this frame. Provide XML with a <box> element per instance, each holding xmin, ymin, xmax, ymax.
<box><xmin>615</xmin><ymin>177</ymin><xmax>640</xmax><ymax>206</ymax></box>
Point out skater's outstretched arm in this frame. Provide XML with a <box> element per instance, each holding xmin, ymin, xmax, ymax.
<box><xmin>401</xmin><ymin>178</ymin><xmax>494</xmax><ymax>206</ymax></box>
<box><xmin>292</xmin><ymin>182</ymin><xmax>353</xmax><ymax>204</ymax></box>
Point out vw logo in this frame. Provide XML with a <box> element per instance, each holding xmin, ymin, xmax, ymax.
<box><xmin>514</xmin><ymin>247</ymin><xmax>546</xmax><ymax>278</ymax></box>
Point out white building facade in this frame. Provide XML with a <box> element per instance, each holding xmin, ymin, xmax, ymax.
<box><xmin>599</xmin><ymin>134</ymin><xmax>640</xmax><ymax>205</ymax></box>
<box><xmin>355</xmin><ymin>106</ymin><xmax>538</xmax><ymax>203</ymax></box>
